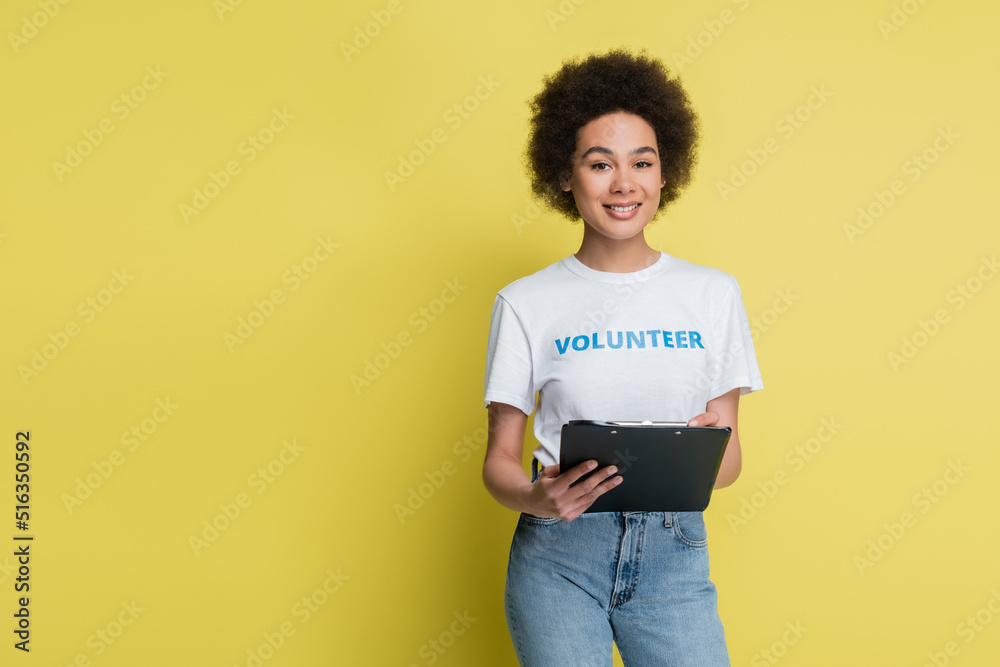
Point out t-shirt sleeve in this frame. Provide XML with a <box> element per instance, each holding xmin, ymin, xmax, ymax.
<box><xmin>708</xmin><ymin>276</ymin><xmax>764</xmax><ymax>400</ymax></box>
<box><xmin>483</xmin><ymin>294</ymin><xmax>536</xmax><ymax>415</ymax></box>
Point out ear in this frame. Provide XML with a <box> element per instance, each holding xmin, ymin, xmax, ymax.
<box><xmin>559</xmin><ymin>172</ymin><xmax>572</xmax><ymax>192</ymax></box>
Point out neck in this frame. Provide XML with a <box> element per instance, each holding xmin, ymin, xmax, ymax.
<box><xmin>574</xmin><ymin>229</ymin><xmax>660</xmax><ymax>273</ymax></box>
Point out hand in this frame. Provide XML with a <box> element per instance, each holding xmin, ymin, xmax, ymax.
<box><xmin>687</xmin><ymin>411</ymin><xmax>720</xmax><ymax>427</ymax></box>
<box><xmin>525</xmin><ymin>461</ymin><xmax>623</xmax><ymax>522</ymax></box>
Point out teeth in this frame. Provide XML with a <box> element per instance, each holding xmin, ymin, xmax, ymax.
<box><xmin>608</xmin><ymin>204</ymin><xmax>638</xmax><ymax>212</ymax></box>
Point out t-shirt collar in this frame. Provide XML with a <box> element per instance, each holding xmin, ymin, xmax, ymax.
<box><xmin>561</xmin><ymin>251</ymin><xmax>671</xmax><ymax>284</ymax></box>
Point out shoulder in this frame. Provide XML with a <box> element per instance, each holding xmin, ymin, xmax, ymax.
<box><xmin>656</xmin><ymin>256</ymin><xmax>742</xmax><ymax>304</ymax></box>
<box><xmin>663</xmin><ymin>255</ymin><xmax>736</xmax><ymax>286</ymax></box>
<box><xmin>495</xmin><ymin>256</ymin><xmax>576</xmax><ymax>305</ymax></box>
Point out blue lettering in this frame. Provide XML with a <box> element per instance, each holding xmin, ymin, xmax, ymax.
<box><xmin>626</xmin><ymin>331</ymin><xmax>645</xmax><ymax>349</ymax></box>
<box><xmin>555</xmin><ymin>337</ymin><xmax>570</xmax><ymax>355</ymax></box>
<box><xmin>553</xmin><ymin>329</ymin><xmax>701</xmax><ymax>353</ymax></box>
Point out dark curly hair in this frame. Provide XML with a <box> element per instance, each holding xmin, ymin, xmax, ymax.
<box><xmin>525</xmin><ymin>48</ymin><xmax>700</xmax><ymax>220</ymax></box>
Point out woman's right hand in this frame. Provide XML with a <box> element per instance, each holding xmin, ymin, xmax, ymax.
<box><xmin>526</xmin><ymin>461</ymin><xmax>622</xmax><ymax>521</ymax></box>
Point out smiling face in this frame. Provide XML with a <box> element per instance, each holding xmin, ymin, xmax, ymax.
<box><xmin>561</xmin><ymin>111</ymin><xmax>664</xmax><ymax>242</ymax></box>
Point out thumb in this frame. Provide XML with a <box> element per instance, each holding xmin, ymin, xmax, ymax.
<box><xmin>688</xmin><ymin>411</ymin><xmax>719</xmax><ymax>427</ymax></box>
<box><xmin>540</xmin><ymin>464</ymin><xmax>561</xmax><ymax>478</ymax></box>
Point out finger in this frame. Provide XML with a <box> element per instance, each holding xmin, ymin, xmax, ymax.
<box><xmin>571</xmin><ymin>463</ymin><xmax>620</xmax><ymax>498</ymax></box>
<box><xmin>688</xmin><ymin>411</ymin><xmax>719</xmax><ymax>427</ymax></box>
<box><xmin>559</xmin><ymin>459</ymin><xmax>600</xmax><ymax>488</ymax></box>
<box><xmin>544</xmin><ymin>460</ymin><xmax>598</xmax><ymax>497</ymax></box>
<box><xmin>568</xmin><ymin>473</ymin><xmax>624</xmax><ymax>516</ymax></box>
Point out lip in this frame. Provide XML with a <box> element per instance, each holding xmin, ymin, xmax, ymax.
<box><xmin>603</xmin><ymin>202</ymin><xmax>641</xmax><ymax>220</ymax></box>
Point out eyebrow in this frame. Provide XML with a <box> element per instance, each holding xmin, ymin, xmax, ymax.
<box><xmin>580</xmin><ymin>145</ymin><xmax>658</xmax><ymax>159</ymax></box>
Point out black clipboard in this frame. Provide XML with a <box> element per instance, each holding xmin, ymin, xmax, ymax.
<box><xmin>559</xmin><ymin>420</ymin><xmax>731</xmax><ymax>512</ymax></box>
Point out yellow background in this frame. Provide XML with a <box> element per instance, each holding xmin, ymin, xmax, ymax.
<box><xmin>2</xmin><ymin>0</ymin><xmax>998</xmax><ymax>664</ymax></box>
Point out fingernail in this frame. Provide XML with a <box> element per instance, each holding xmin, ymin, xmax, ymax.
<box><xmin>608</xmin><ymin>466</ymin><xmax>618</xmax><ymax>474</ymax></box>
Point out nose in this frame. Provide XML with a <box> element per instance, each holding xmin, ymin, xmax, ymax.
<box><xmin>610</xmin><ymin>169</ymin><xmax>634</xmax><ymax>194</ymax></box>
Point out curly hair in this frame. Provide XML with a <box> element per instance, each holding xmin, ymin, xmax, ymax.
<box><xmin>525</xmin><ymin>48</ymin><xmax>700</xmax><ymax>220</ymax></box>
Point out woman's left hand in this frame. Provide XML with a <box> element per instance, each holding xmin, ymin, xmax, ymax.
<box><xmin>687</xmin><ymin>411</ymin><xmax>719</xmax><ymax>427</ymax></box>
<box><xmin>687</xmin><ymin>388</ymin><xmax>743</xmax><ymax>488</ymax></box>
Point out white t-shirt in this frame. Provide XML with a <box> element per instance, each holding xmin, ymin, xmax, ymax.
<box><xmin>484</xmin><ymin>251</ymin><xmax>764</xmax><ymax>467</ymax></box>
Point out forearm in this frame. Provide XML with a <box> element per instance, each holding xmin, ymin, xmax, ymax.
<box><xmin>482</xmin><ymin>452</ymin><xmax>534</xmax><ymax>514</ymax></box>
<box><xmin>713</xmin><ymin>443</ymin><xmax>742</xmax><ymax>489</ymax></box>
<box><xmin>702</xmin><ymin>388</ymin><xmax>743</xmax><ymax>490</ymax></box>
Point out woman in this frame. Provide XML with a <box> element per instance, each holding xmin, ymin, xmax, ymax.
<box><xmin>482</xmin><ymin>49</ymin><xmax>763</xmax><ymax>666</ymax></box>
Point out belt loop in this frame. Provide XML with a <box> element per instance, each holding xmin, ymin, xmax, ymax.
<box><xmin>663</xmin><ymin>512</ymin><xmax>672</xmax><ymax>527</ymax></box>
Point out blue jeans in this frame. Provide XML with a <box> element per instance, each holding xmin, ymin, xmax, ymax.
<box><xmin>504</xmin><ymin>511</ymin><xmax>730</xmax><ymax>666</ymax></box>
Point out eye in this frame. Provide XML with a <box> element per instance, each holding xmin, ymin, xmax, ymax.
<box><xmin>589</xmin><ymin>162</ymin><xmax>611</xmax><ymax>172</ymax></box>
<box><xmin>634</xmin><ymin>160</ymin><xmax>653</xmax><ymax>169</ymax></box>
